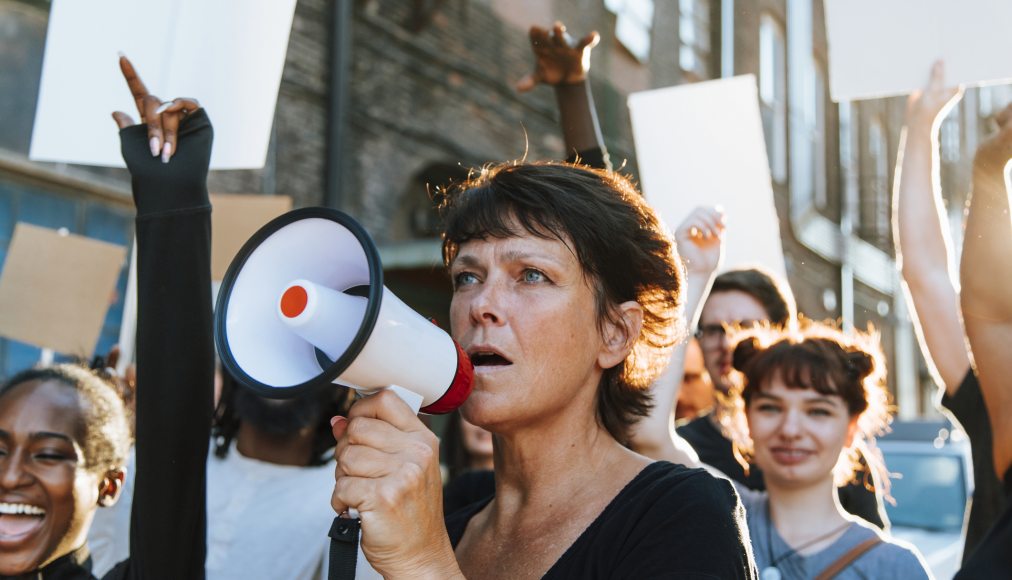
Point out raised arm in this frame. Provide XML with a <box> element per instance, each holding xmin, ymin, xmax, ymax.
<box><xmin>517</xmin><ymin>22</ymin><xmax>609</xmax><ymax>169</ymax></box>
<box><xmin>112</xmin><ymin>56</ymin><xmax>213</xmax><ymax>579</ymax></box>
<box><xmin>630</xmin><ymin>206</ymin><xmax>725</xmax><ymax>466</ymax></box>
<box><xmin>962</xmin><ymin>102</ymin><xmax>1012</xmax><ymax>477</ymax></box>
<box><xmin>892</xmin><ymin>62</ymin><xmax>967</xmax><ymax>394</ymax></box>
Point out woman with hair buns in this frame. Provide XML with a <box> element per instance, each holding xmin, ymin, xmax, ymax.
<box><xmin>722</xmin><ymin>323</ymin><xmax>929</xmax><ymax>579</ymax></box>
<box><xmin>629</xmin><ymin>207</ymin><xmax>927</xmax><ymax>578</ymax></box>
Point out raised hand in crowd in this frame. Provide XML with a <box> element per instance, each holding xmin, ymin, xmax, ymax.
<box><xmin>0</xmin><ymin>54</ymin><xmax>219</xmax><ymax>580</ymax></box>
<box><xmin>110</xmin><ymin>54</ymin><xmax>214</xmax><ymax>580</ymax></box>
<box><xmin>676</xmin><ymin>205</ymin><xmax>726</xmax><ymax>278</ymax></box>
<box><xmin>517</xmin><ymin>22</ymin><xmax>607</xmax><ymax>164</ymax></box>
<box><xmin>961</xmin><ymin>101</ymin><xmax>1012</xmax><ymax>480</ymax></box>
<box><xmin>893</xmin><ymin>60</ymin><xmax>966</xmax><ymax>393</ymax></box>
<box><xmin>954</xmin><ymin>100</ymin><xmax>1012</xmax><ymax>578</ymax></box>
<box><xmin>894</xmin><ymin>62</ymin><xmax>1010</xmax><ymax>562</ymax></box>
<box><xmin>516</xmin><ymin>22</ymin><xmax>598</xmax><ymax>91</ymax></box>
<box><xmin>111</xmin><ymin>57</ymin><xmax>200</xmax><ymax>163</ymax></box>
<box><xmin>630</xmin><ymin>206</ymin><xmax>726</xmax><ymax>466</ymax></box>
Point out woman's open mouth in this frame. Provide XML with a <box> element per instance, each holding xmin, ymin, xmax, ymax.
<box><xmin>0</xmin><ymin>503</ymin><xmax>46</xmax><ymax>543</ymax></box>
<box><xmin>469</xmin><ymin>351</ymin><xmax>513</xmax><ymax>368</ymax></box>
<box><xmin>467</xmin><ymin>344</ymin><xmax>514</xmax><ymax>370</ymax></box>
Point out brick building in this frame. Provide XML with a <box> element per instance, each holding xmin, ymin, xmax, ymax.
<box><xmin>1</xmin><ymin>0</ymin><xmax>1007</xmax><ymax>416</ymax></box>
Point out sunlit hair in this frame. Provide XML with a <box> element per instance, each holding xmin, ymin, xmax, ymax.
<box><xmin>718</xmin><ymin>319</ymin><xmax>892</xmax><ymax>488</ymax></box>
<box><xmin>438</xmin><ymin>161</ymin><xmax>685</xmax><ymax>444</ymax></box>
<box><xmin>0</xmin><ymin>364</ymin><xmax>132</xmax><ymax>474</ymax></box>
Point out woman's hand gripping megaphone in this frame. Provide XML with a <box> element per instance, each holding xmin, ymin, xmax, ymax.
<box><xmin>329</xmin><ymin>389</ymin><xmax>462</xmax><ymax>578</ymax></box>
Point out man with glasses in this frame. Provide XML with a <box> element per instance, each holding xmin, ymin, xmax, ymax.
<box><xmin>677</xmin><ymin>268</ymin><xmax>793</xmax><ymax>489</ymax></box>
<box><xmin>676</xmin><ymin>268</ymin><xmax>888</xmax><ymax>529</ymax></box>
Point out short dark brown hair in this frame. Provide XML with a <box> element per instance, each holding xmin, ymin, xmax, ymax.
<box><xmin>1</xmin><ymin>364</ymin><xmax>132</xmax><ymax>473</ymax></box>
<box><xmin>710</xmin><ymin>268</ymin><xmax>796</xmax><ymax>328</ymax></box>
<box><xmin>440</xmin><ymin>161</ymin><xmax>684</xmax><ymax>444</ymax></box>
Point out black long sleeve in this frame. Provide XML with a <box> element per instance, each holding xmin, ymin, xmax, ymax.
<box><xmin>106</xmin><ymin>110</ymin><xmax>214</xmax><ymax>579</ymax></box>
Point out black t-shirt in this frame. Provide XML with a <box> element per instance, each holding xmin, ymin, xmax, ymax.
<box><xmin>676</xmin><ymin>412</ymin><xmax>887</xmax><ymax>529</ymax></box>
<box><xmin>446</xmin><ymin>462</ymin><xmax>757</xmax><ymax>579</ymax></box>
<box><xmin>941</xmin><ymin>370</ymin><xmax>1008</xmax><ymax>561</ymax></box>
<box><xmin>678</xmin><ymin>413</ymin><xmax>765</xmax><ymax>490</ymax></box>
<box><xmin>954</xmin><ymin>467</ymin><xmax>1012</xmax><ymax>579</ymax></box>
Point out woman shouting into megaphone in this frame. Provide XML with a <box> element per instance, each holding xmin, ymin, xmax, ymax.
<box><xmin>328</xmin><ymin>160</ymin><xmax>756</xmax><ymax>577</ymax></box>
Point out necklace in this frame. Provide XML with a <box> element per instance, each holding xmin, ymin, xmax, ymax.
<box><xmin>759</xmin><ymin>502</ymin><xmax>852</xmax><ymax>580</ymax></box>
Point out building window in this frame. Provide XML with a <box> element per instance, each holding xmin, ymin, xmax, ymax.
<box><xmin>806</xmin><ymin>58</ymin><xmax>828</xmax><ymax>209</ymax></box>
<box><xmin>861</xmin><ymin>118</ymin><xmax>890</xmax><ymax>243</ymax></box>
<box><xmin>759</xmin><ymin>13</ymin><xmax>787</xmax><ymax>183</ymax></box>
<box><xmin>605</xmin><ymin>0</ymin><xmax>654</xmax><ymax>62</ymax></box>
<box><xmin>679</xmin><ymin>0</ymin><xmax>712</xmax><ymax>79</ymax></box>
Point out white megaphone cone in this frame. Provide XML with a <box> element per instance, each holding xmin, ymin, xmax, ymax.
<box><xmin>215</xmin><ymin>208</ymin><xmax>472</xmax><ymax>580</ymax></box>
<box><xmin>214</xmin><ymin>207</ymin><xmax>473</xmax><ymax>415</ymax></box>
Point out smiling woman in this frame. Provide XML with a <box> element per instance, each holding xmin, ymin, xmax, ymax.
<box><xmin>717</xmin><ymin>322</ymin><xmax>931</xmax><ymax>580</ymax></box>
<box><xmin>0</xmin><ymin>366</ymin><xmax>129</xmax><ymax>576</ymax></box>
<box><xmin>0</xmin><ymin>55</ymin><xmax>214</xmax><ymax>579</ymax></box>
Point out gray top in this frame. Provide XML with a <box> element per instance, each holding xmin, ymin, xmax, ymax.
<box><xmin>735</xmin><ymin>484</ymin><xmax>931</xmax><ymax>579</ymax></box>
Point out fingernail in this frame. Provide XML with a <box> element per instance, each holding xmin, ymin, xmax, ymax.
<box><xmin>117</xmin><ymin>51</ymin><xmax>126</xmax><ymax>59</ymax></box>
<box><xmin>149</xmin><ymin>137</ymin><xmax>160</xmax><ymax>157</ymax></box>
<box><xmin>161</xmin><ymin>142</ymin><xmax>172</xmax><ymax>164</ymax></box>
<box><xmin>155</xmin><ymin>101</ymin><xmax>172</xmax><ymax>115</ymax></box>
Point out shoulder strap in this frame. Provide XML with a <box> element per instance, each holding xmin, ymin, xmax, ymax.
<box><xmin>814</xmin><ymin>536</ymin><xmax>882</xmax><ymax>580</ymax></box>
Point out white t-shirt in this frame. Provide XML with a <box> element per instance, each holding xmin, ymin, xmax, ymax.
<box><xmin>89</xmin><ymin>444</ymin><xmax>336</xmax><ymax>580</ymax></box>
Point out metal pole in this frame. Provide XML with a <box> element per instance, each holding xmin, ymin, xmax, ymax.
<box><xmin>325</xmin><ymin>0</ymin><xmax>352</xmax><ymax>209</ymax></box>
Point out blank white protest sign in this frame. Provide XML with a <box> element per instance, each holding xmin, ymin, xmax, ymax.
<box><xmin>825</xmin><ymin>0</ymin><xmax>1012</xmax><ymax>101</ymax></box>
<box><xmin>30</xmin><ymin>0</ymin><xmax>297</xmax><ymax>169</ymax></box>
<box><xmin>628</xmin><ymin>75</ymin><xmax>787</xmax><ymax>278</ymax></box>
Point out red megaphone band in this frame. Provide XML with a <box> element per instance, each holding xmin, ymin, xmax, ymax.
<box><xmin>420</xmin><ymin>340</ymin><xmax>474</xmax><ymax>414</ymax></box>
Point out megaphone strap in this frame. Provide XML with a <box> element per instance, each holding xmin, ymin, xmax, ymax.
<box><xmin>328</xmin><ymin>516</ymin><xmax>361</xmax><ymax>580</ymax></box>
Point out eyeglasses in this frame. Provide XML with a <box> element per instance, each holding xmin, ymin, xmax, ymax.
<box><xmin>694</xmin><ymin>320</ymin><xmax>762</xmax><ymax>345</ymax></box>
<box><xmin>694</xmin><ymin>324</ymin><xmax>727</xmax><ymax>343</ymax></box>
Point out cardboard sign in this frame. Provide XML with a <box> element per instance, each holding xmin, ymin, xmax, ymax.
<box><xmin>30</xmin><ymin>0</ymin><xmax>298</xmax><ymax>169</ymax></box>
<box><xmin>825</xmin><ymin>0</ymin><xmax>1012</xmax><ymax>101</ymax></box>
<box><xmin>211</xmin><ymin>194</ymin><xmax>293</xmax><ymax>281</ymax></box>
<box><xmin>628</xmin><ymin>75</ymin><xmax>787</xmax><ymax>278</ymax></box>
<box><xmin>0</xmin><ymin>223</ymin><xmax>127</xmax><ymax>357</ymax></box>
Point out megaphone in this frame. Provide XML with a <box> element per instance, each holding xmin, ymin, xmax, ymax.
<box><xmin>214</xmin><ymin>207</ymin><xmax>473</xmax><ymax>414</ymax></box>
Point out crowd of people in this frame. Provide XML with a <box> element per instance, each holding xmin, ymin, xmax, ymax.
<box><xmin>1</xmin><ymin>19</ymin><xmax>1011</xmax><ymax>580</ymax></box>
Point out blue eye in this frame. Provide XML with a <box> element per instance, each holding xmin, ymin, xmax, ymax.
<box><xmin>522</xmin><ymin>269</ymin><xmax>546</xmax><ymax>283</ymax></box>
<box><xmin>453</xmin><ymin>271</ymin><xmax>479</xmax><ymax>287</ymax></box>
